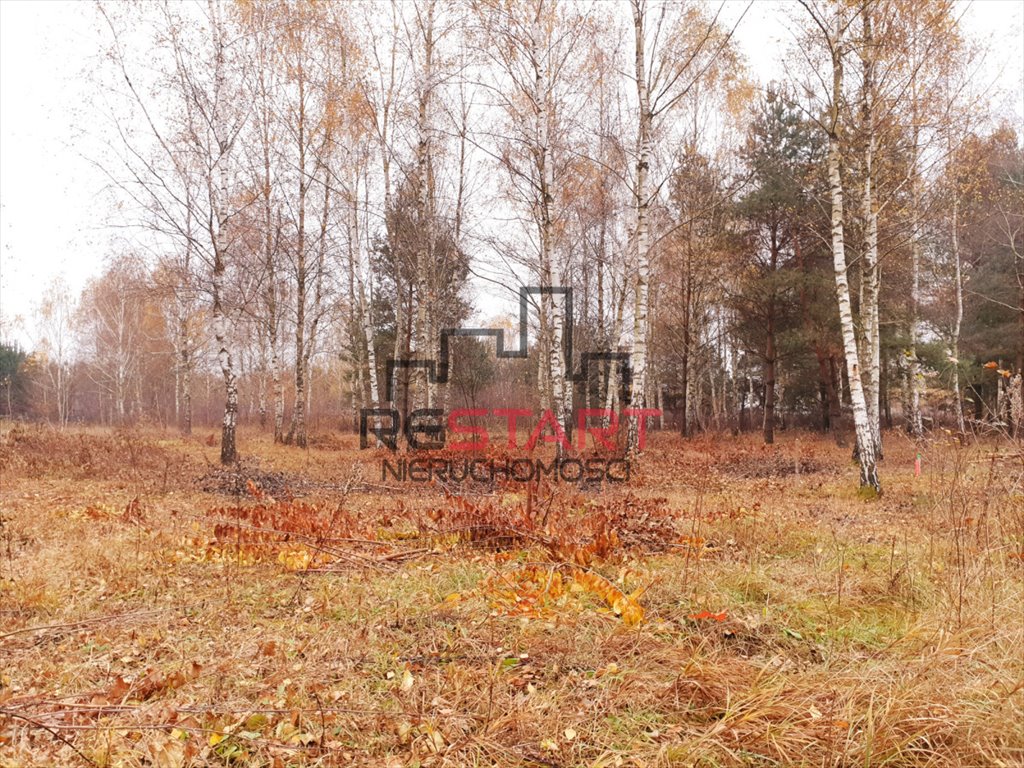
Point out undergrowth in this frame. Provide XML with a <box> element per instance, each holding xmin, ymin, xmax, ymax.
<box><xmin>0</xmin><ymin>426</ymin><xmax>1021</xmax><ymax>767</ymax></box>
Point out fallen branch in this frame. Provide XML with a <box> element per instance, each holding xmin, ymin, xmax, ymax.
<box><xmin>0</xmin><ymin>608</ymin><xmax>167</xmax><ymax>643</ymax></box>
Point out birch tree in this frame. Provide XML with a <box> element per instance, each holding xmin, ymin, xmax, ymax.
<box><xmin>475</xmin><ymin>0</ymin><xmax>592</xmax><ymax>435</ymax></box>
<box><xmin>101</xmin><ymin>1</ymin><xmax>249</xmax><ymax>463</ymax></box>
<box><xmin>281</xmin><ymin>1</ymin><xmax>332</xmax><ymax>448</ymax></box>
<box><xmin>858</xmin><ymin>1</ymin><xmax>883</xmax><ymax>456</ymax></box>
<box><xmin>358</xmin><ymin>0</ymin><xmax>407</xmax><ymax>411</ymax></box>
<box><xmin>411</xmin><ymin>0</ymin><xmax>439</xmax><ymax>412</ymax></box>
<box><xmin>240</xmin><ymin>0</ymin><xmax>287</xmax><ymax>442</ymax></box>
<box><xmin>799</xmin><ymin>0</ymin><xmax>881</xmax><ymax>491</ymax></box>
<box><xmin>625</xmin><ymin>0</ymin><xmax>744</xmax><ymax>453</ymax></box>
<box><xmin>34</xmin><ymin>280</ymin><xmax>77</xmax><ymax>428</ymax></box>
<box><xmin>79</xmin><ymin>257</ymin><xmax>148</xmax><ymax>424</ymax></box>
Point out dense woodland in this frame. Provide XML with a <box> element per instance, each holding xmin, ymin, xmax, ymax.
<box><xmin>1</xmin><ymin>0</ymin><xmax>1022</xmax><ymax>492</ymax></box>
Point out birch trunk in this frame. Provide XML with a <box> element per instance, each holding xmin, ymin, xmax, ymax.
<box><xmin>540</xmin><ymin>143</ymin><xmax>566</xmax><ymax>430</ymax></box>
<box><xmin>178</xmin><ymin>195</ymin><xmax>196</xmax><ymax>435</ymax></box>
<box><xmin>680</xmin><ymin>236</ymin><xmax>692</xmax><ymax>437</ymax></box>
<box><xmin>297</xmin><ymin>168</ymin><xmax>329</xmax><ymax>442</ymax></box>
<box><xmin>907</xmin><ymin>37</ymin><xmax>925</xmax><ymax>438</ymax></box>
<box><xmin>627</xmin><ymin>0</ymin><xmax>652</xmax><ymax>453</ymax></box>
<box><xmin>265</xmin><ymin>122</ymin><xmax>283</xmax><ymax>444</ymax></box>
<box><xmin>950</xmin><ymin>195</ymin><xmax>966</xmax><ymax>435</ymax></box>
<box><xmin>213</xmin><ymin>256</ymin><xmax>237</xmax><ymax>464</ymax></box>
<box><xmin>287</xmin><ymin>64</ymin><xmax>310</xmax><ymax>448</ymax></box>
<box><xmin>361</xmin><ymin>279</ymin><xmax>380</xmax><ymax>417</ymax></box>
<box><xmin>860</xmin><ymin>4</ymin><xmax>883</xmax><ymax>457</ymax></box>
<box><xmin>209</xmin><ymin>10</ymin><xmax>237</xmax><ymax>466</ymax></box>
<box><xmin>604</xmin><ymin>284</ymin><xmax>626</xmax><ymax>418</ymax></box>
<box><xmin>413</xmin><ymin>0</ymin><xmax>436</xmax><ymax>412</ymax></box>
<box><xmin>528</xmin><ymin>8</ymin><xmax>567</xmax><ymax>435</ymax></box>
<box><xmin>178</xmin><ymin>308</ymin><xmax>192</xmax><ymax>436</ymax></box>
<box><xmin>827</xmin><ymin>14</ymin><xmax>879</xmax><ymax>492</ymax></box>
<box><xmin>377</xmin><ymin>12</ymin><xmax>399</xmax><ymax>412</ymax></box>
<box><xmin>536</xmin><ymin>313</ymin><xmax>552</xmax><ymax>417</ymax></box>
<box><xmin>908</xmin><ymin>187</ymin><xmax>924</xmax><ymax>438</ymax></box>
<box><xmin>267</xmin><ymin>226</ymin><xmax>283</xmax><ymax>445</ymax></box>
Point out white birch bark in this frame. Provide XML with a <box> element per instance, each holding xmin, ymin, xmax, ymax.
<box><xmin>298</xmin><ymin>167</ymin><xmax>329</xmax><ymax>438</ymax></box>
<box><xmin>827</xmin><ymin>10</ymin><xmax>880</xmax><ymax>492</ymax></box>
<box><xmin>627</xmin><ymin>0</ymin><xmax>653</xmax><ymax>454</ymax></box>
<box><xmin>413</xmin><ymin>0</ymin><xmax>436</xmax><ymax>412</ymax></box>
<box><xmin>906</xmin><ymin>23</ymin><xmax>925</xmax><ymax>439</ymax></box>
<box><xmin>175</xmin><ymin>233</ymin><xmax>193</xmax><ymax>436</ymax></box>
<box><xmin>950</xmin><ymin>194</ymin><xmax>966</xmax><ymax>435</ymax></box>
<box><xmin>532</xmin><ymin>8</ymin><xmax>567</xmax><ymax>435</ymax></box>
<box><xmin>360</xmin><ymin>275</ymin><xmax>381</xmax><ymax>414</ymax></box>
<box><xmin>908</xmin><ymin>176</ymin><xmax>924</xmax><ymax>438</ymax></box>
<box><xmin>255</xmin><ymin>26</ymin><xmax>283</xmax><ymax>443</ymax></box>
<box><xmin>604</xmin><ymin>284</ymin><xmax>626</xmax><ymax>417</ymax></box>
<box><xmin>860</xmin><ymin>4</ymin><xmax>883</xmax><ymax>457</ymax></box>
<box><xmin>209</xmin><ymin>7</ymin><xmax>238</xmax><ymax>465</ymax></box>
<box><xmin>286</xmin><ymin>53</ymin><xmax>312</xmax><ymax>447</ymax></box>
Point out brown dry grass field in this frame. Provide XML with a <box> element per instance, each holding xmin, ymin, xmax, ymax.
<box><xmin>0</xmin><ymin>423</ymin><xmax>1022</xmax><ymax>767</ymax></box>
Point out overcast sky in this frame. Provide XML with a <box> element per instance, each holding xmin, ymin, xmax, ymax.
<box><xmin>1</xmin><ymin>0</ymin><xmax>1021</xmax><ymax>348</ymax></box>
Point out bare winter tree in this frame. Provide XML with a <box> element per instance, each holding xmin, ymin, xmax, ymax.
<box><xmin>32</xmin><ymin>279</ymin><xmax>78</xmax><ymax>428</ymax></box>
<box><xmin>474</xmin><ymin>0</ymin><xmax>594</xmax><ymax>440</ymax></box>
<box><xmin>100</xmin><ymin>1</ymin><xmax>250</xmax><ymax>463</ymax></box>
<box><xmin>624</xmin><ymin>0</ymin><xmax>746</xmax><ymax>453</ymax></box>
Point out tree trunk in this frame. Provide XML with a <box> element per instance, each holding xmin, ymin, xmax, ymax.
<box><xmin>860</xmin><ymin>4</ymin><xmax>883</xmax><ymax>458</ymax></box>
<box><xmin>763</xmin><ymin>318</ymin><xmax>776</xmax><ymax>445</ymax></box>
<box><xmin>950</xmin><ymin>195</ymin><xmax>967</xmax><ymax>436</ymax></box>
<box><xmin>213</xmin><ymin>263</ymin><xmax>237</xmax><ymax>464</ymax></box>
<box><xmin>297</xmin><ymin>167</ymin><xmax>329</xmax><ymax>445</ymax></box>
<box><xmin>287</xmin><ymin>66</ymin><xmax>310</xmax><ymax>448</ymax></box>
<box><xmin>413</xmin><ymin>0</ymin><xmax>436</xmax><ymax>413</ymax></box>
<box><xmin>907</xmin><ymin>43</ymin><xmax>925</xmax><ymax>439</ymax></box>
<box><xmin>603</xmin><ymin>288</ymin><xmax>625</xmax><ymax>423</ymax></box>
<box><xmin>827</xmin><ymin>15</ymin><xmax>879</xmax><ymax>492</ymax></box>
<box><xmin>530</xmin><ymin>8</ymin><xmax>567</xmax><ymax>437</ymax></box>
<box><xmin>209</xmin><ymin>13</ymin><xmax>237</xmax><ymax>466</ymax></box>
<box><xmin>680</xmin><ymin>251</ymin><xmax>691</xmax><ymax>438</ymax></box>
<box><xmin>763</xmin><ymin>228</ymin><xmax>779</xmax><ymax>445</ymax></box>
<box><xmin>881</xmin><ymin>348</ymin><xmax>893</xmax><ymax>428</ymax></box>
<box><xmin>1014</xmin><ymin>210</ymin><xmax>1023</xmax><ymax>439</ymax></box>
<box><xmin>627</xmin><ymin>0</ymin><xmax>652</xmax><ymax>453</ymax></box>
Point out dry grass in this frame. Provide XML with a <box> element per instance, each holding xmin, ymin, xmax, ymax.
<box><xmin>0</xmin><ymin>422</ymin><xmax>1021</xmax><ymax>767</ymax></box>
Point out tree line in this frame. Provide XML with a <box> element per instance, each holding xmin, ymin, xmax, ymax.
<box><xmin>2</xmin><ymin>0</ymin><xmax>1021</xmax><ymax>493</ymax></box>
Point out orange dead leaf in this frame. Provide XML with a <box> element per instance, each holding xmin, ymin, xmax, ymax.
<box><xmin>573</xmin><ymin>569</ymin><xmax>645</xmax><ymax>627</ymax></box>
<box><xmin>259</xmin><ymin>641</ymin><xmax>278</xmax><ymax>657</ymax></box>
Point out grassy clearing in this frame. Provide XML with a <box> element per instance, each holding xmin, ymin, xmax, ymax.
<box><xmin>0</xmin><ymin>424</ymin><xmax>1022</xmax><ymax>767</ymax></box>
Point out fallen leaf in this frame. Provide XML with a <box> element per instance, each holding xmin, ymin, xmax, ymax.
<box><xmin>147</xmin><ymin>734</ymin><xmax>185</xmax><ymax>768</ymax></box>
